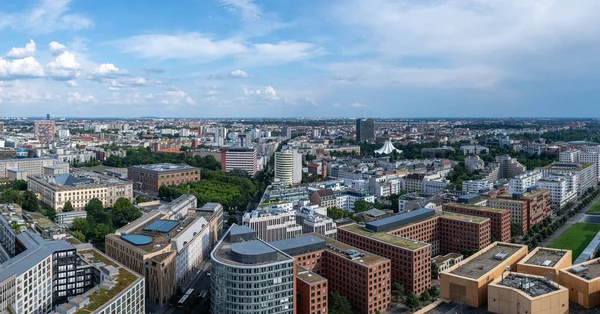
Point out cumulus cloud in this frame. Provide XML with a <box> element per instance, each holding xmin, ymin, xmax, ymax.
<box><xmin>161</xmin><ymin>88</ymin><xmax>196</xmax><ymax>105</ymax></box>
<box><xmin>67</xmin><ymin>92</ymin><xmax>97</xmax><ymax>103</ymax></box>
<box><xmin>244</xmin><ymin>86</ymin><xmax>278</xmax><ymax>100</ymax></box>
<box><xmin>0</xmin><ymin>0</ymin><xmax>92</xmax><ymax>34</ymax></box>
<box><xmin>207</xmin><ymin>69</ymin><xmax>251</xmax><ymax>80</ymax></box>
<box><xmin>48</xmin><ymin>41</ymin><xmax>68</xmax><ymax>55</ymax></box>
<box><xmin>230</xmin><ymin>69</ymin><xmax>250</xmax><ymax>78</ymax></box>
<box><xmin>6</xmin><ymin>40</ymin><xmax>37</xmax><ymax>59</ymax></box>
<box><xmin>46</xmin><ymin>50</ymin><xmax>80</xmax><ymax>80</ymax></box>
<box><xmin>0</xmin><ymin>57</ymin><xmax>45</xmax><ymax>79</ymax></box>
<box><xmin>64</xmin><ymin>80</ymin><xmax>77</xmax><ymax>87</ymax></box>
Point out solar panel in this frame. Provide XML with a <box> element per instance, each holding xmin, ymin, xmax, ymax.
<box><xmin>143</xmin><ymin>220</ymin><xmax>180</xmax><ymax>233</ymax></box>
<box><xmin>122</xmin><ymin>235</ymin><xmax>153</xmax><ymax>246</ymax></box>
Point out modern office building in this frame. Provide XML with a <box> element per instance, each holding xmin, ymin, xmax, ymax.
<box><xmin>542</xmin><ymin>162</ymin><xmax>598</xmax><ymax>195</ymax></box>
<box><xmin>443</xmin><ymin>202</ymin><xmax>512</xmax><ymax>243</ymax></box>
<box><xmin>106</xmin><ymin>199</ymin><xmax>221</xmax><ymax>306</ymax></box>
<box><xmin>487</xmin><ymin>272</ymin><xmax>568</xmax><ymax>314</ymax></box>
<box><xmin>210</xmin><ymin>225</ymin><xmax>296</xmax><ymax>314</ymax></box>
<box><xmin>127</xmin><ymin>163</ymin><xmax>200</xmax><ymax>194</ymax></box>
<box><xmin>28</xmin><ymin>172</ymin><xmax>133</xmax><ymax>211</ymax></box>
<box><xmin>34</xmin><ymin>120</ymin><xmax>56</xmax><ymax>142</ymax></box>
<box><xmin>54</xmin><ymin>210</ymin><xmax>88</xmax><ymax>226</ymax></box>
<box><xmin>559</xmin><ymin>149</ymin><xmax>600</xmax><ymax>181</ymax></box>
<box><xmin>462</xmin><ymin>179</ymin><xmax>494</xmax><ymax>194</ymax></box>
<box><xmin>282</xmin><ymin>126</ymin><xmax>292</xmax><ymax>139</ymax></box>
<box><xmin>481</xmin><ymin>155</ymin><xmax>527</xmax><ymax>182</ymax></box>
<box><xmin>355</xmin><ymin>118</ymin><xmax>375</xmax><ymax>142</ymax></box>
<box><xmin>295</xmin><ymin>265</ymin><xmax>327</xmax><ymax>314</ymax></box>
<box><xmin>0</xmin><ymin>222</ymin><xmax>144</xmax><ymax>314</ymax></box>
<box><xmin>242</xmin><ymin>204</ymin><xmax>302</xmax><ymax>242</ymax></box>
<box><xmin>0</xmin><ymin>158</ymin><xmax>68</xmax><ymax>179</ymax></box>
<box><xmin>440</xmin><ymin>242</ymin><xmax>528</xmax><ymax>308</ymax></box>
<box><xmin>338</xmin><ymin>208</ymin><xmax>492</xmax><ymax>295</ymax></box>
<box><xmin>485</xmin><ymin>197</ymin><xmax>529</xmax><ymax>235</ymax></box>
<box><xmin>274</xmin><ymin>149</ymin><xmax>302</xmax><ymax>185</ymax></box>
<box><xmin>271</xmin><ymin>234</ymin><xmax>391</xmax><ymax>314</ymax></box>
<box><xmin>220</xmin><ymin>147</ymin><xmax>258</xmax><ymax>176</ymax></box>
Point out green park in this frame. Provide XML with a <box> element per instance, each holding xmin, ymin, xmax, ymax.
<box><xmin>549</xmin><ymin>222</ymin><xmax>600</xmax><ymax>262</ymax></box>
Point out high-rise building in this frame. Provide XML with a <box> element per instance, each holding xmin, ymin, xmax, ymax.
<box><xmin>214</xmin><ymin>127</ymin><xmax>227</xmax><ymax>146</ymax></box>
<box><xmin>210</xmin><ymin>225</ymin><xmax>296</xmax><ymax>314</ymax></box>
<box><xmin>274</xmin><ymin>149</ymin><xmax>302</xmax><ymax>185</ymax></box>
<box><xmin>242</xmin><ymin>203</ymin><xmax>302</xmax><ymax>242</ymax></box>
<box><xmin>542</xmin><ymin>162</ymin><xmax>597</xmax><ymax>195</ymax></box>
<box><xmin>221</xmin><ymin>147</ymin><xmax>258</xmax><ymax>176</ymax></box>
<box><xmin>34</xmin><ymin>120</ymin><xmax>56</xmax><ymax>142</ymax></box>
<box><xmin>355</xmin><ymin>118</ymin><xmax>375</xmax><ymax>142</ymax></box>
<box><xmin>0</xmin><ymin>121</ymin><xmax>4</xmax><ymax>134</ymax></box>
<box><xmin>282</xmin><ymin>126</ymin><xmax>292</xmax><ymax>139</ymax></box>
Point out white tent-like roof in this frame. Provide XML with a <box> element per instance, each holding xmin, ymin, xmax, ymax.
<box><xmin>375</xmin><ymin>140</ymin><xmax>402</xmax><ymax>154</ymax></box>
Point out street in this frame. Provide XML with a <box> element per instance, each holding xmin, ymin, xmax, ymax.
<box><xmin>172</xmin><ymin>270</ymin><xmax>211</xmax><ymax>314</ymax></box>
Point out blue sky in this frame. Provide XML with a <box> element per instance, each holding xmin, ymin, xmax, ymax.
<box><xmin>1</xmin><ymin>0</ymin><xmax>600</xmax><ymax>118</ymax></box>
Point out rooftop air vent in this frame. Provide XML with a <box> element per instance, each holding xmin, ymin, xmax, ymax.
<box><xmin>542</xmin><ymin>260</ymin><xmax>552</xmax><ymax>266</ymax></box>
<box><xmin>494</xmin><ymin>252</ymin><xmax>508</xmax><ymax>260</ymax></box>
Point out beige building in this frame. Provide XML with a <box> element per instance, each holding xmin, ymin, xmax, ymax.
<box><xmin>28</xmin><ymin>172</ymin><xmax>133</xmax><ymax>211</ymax></box>
<box><xmin>558</xmin><ymin>258</ymin><xmax>600</xmax><ymax>309</ymax></box>
<box><xmin>517</xmin><ymin>247</ymin><xmax>572</xmax><ymax>279</ymax></box>
<box><xmin>440</xmin><ymin>242</ymin><xmax>528</xmax><ymax>308</ymax></box>
<box><xmin>488</xmin><ymin>272</ymin><xmax>568</xmax><ymax>314</ymax></box>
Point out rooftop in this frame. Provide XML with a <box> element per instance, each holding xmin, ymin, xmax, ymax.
<box><xmin>450</xmin><ymin>244</ymin><xmax>524</xmax><ymax>279</ymax></box>
<box><xmin>128</xmin><ymin>163</ymin><xmax>197</xmax><ymax>172</ymax></box>
<box><xmin>543</xmin><ymin>162</ymin><xmax>594</xmax><ymax>172</ymax></box>
<box><xmin>317</xmin><ymin>233</ymin><xmax>389</xmax><ymax>267</ymax></box>
<box><xmin>496</xmin><ymin>273</ymin><xmax>561</xmax><ymax>298</ymax></box>
<box><xmin>75</xmin><ymin>249</ymin><xmax>142</xmax><ymax>313</ymax></box>
<box><xmin>445</xmin><ymin>202</ymin><xmax>508</xmax><ymax>214</ymax></box>
<box><xmin>30</xmin><ymin>171</ymin><xmax>130</xmax><ymax>190</ymax></box>
<box><xmin>296</xmin><ymin>265</ymin><xmax>327</xmax><ymax>285</ymax></box>
<box><xmin>341</xmin><ymin>223</ymin><xmax>429</xmax><ymax>250</ymax></box>
<box><xmin>523</xmin><ymin>248</ymin><xmax>568</xmax><ymax>268</ymax></box>
<box><xmin>565</xmin><ymin>259</ymin><xmax>600</xmax><ymax>281</ymax></box>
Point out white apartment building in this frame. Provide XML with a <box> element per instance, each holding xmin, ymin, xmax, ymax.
<box><xmin>55</xmin><ymin>210</ymin><xmax>88</xmax><ymax>226</ymax></box>
<box><xmin>559</xmin><ymin>150</ymin><xmax>581</xmax><ymax>163</ymax></box>
<box><xmin>221</xmin><ymin>147</ymin><xmax>258</xmax><ymax>176</ymax></box>
<box><xmin>173</xmin><ymin>216</ymin><xmax>211</xmax><ymax>286</ymax></box>
<box><xmin>0</xmin><ymin>158</ymin><xmax>68</xmax><ymax>179</ymax></box>
<box><xmin>334</xmin><ymin>190</ymin><xmax>375</xmax><ymax>212</ymax></box>
<box><xmin>422</xmin><ymin>173</ymin><xmax>449</xmax><ymax>194</ymax></box>
<box><xmin>542</xmin><ymin>162</ymin><xmax>597</xmax><ymax>195</ymax></box>
<box><xmin>274</xmin><ymin>149</ymin><xmax>302</xmax><ymax>185</ymax></box>
<box><xmin>462</xmin><ymin>180</ymin><xmax>493</xmax><ymax>194</ymax></box>
<box><xmin>508</xmin><ymin>170</ymin><xmax>543</xmax><ymax>194</ymax></box>
<box><xmin>537</xmin><ymin>174</ymin><xmax>578</xmax><ymax>209</ymax></box>
<box><xmin>295</xmin><ymin>206</ymin><xmax>337</xmax><ymax>239</ymax></box>
<box><xmin>57</xmin><ymin>129</ymin><xmax>70</xmax><ymax>138</ymax></box>
<box><xmin>580</xmin><ymin>151</ymin><xmax>600</xmax><ymax>181</ymax></box>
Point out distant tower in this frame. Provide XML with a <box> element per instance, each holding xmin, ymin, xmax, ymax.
<box><xmin>321</xmin><ymin>160</ymin><xmax>328</xmax><ymax>180</ymax></box>
<box><xmin>46</xmin><ymin>113</ymin><xmax>51</xmax><ymax>120</ymax></box>
<box><xmin>474</xmin><ymin>140</ymin><xmax>479</xmax><ymax>156</ymax></box>
<box><xmin>153</xmin><ymin>142</ymin><xmax>160</xmax><ymax>152</ymax></box>
<box><xmin>191</xmin><ymin>139</ymin><xmax>198</xmax><ymax>150</ymax></box>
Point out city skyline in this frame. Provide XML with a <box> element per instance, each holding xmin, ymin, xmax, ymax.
<box><xmin>1</xmin><ymin>0</ymin><xmax>600</xmax><ymax>118</ymax></box>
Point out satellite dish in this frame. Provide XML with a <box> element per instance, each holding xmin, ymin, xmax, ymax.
<box><xmin>506</xmin><ymin>266</ymin><xmax>511</xmax><ymax>271</ymax></box>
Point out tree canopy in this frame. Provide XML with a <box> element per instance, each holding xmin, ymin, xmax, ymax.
<box><xmin>0</xmin><ymin>189</ymin><xmax>23</xmax><ymax>204</ymax></box>
<box><xmin>63</xmin><ymin>201</ymin><xmax>75</xmax><ymax>212</ymax></box>
<box><xmin>328</xmin><ymin>291</ymin><xmax>353</xmax><ymax>314</ymax></box>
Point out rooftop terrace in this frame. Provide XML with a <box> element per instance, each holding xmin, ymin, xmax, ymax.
<box><xmin>450</xmin><ymin>244</ymin><xmax>523</xmax><ymax>279</ymax></box>
<box><xmin>74</xmin><ymin>249</ymin><xmax>142</xmax><ymax>314</ymax></box>
<box><xmin>524</xmin><ymin>248</ymin><xmax>568</xmax><ymax>268</ymax></box>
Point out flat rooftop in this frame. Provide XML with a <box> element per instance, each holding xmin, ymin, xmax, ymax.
<box><xmin>566</xmin><ymin>260</ymin><xmax>600</xmax><ymax>281</ymax></box>
<box><xmin>524</xmin><ymin>248</ymin><xmax>568</xmax><ymax>268</ymax></box>
<box><xmin>341</xmin><ymin>224</ymin><xmax>429</xmax><ymax>250</ymax></box>
<box><xmin>129</xmin><ymin>163</ymin><xmax>197</xmax><ymax>172</ymax></box>
<box><xmin>450</xmin><ymin>244</ymin><xmax>523</xmax><ymax>279</ymax></box>
<box><xmin>445</xmin><ymin>203</ymin><xmax>508</xmax><ymax>214</ymax></box>
<box><xmin>313</xmin><ymin>233</ymin><xmax>389</xmax><ymax>267</ymax></box>
<box><xmin>76</xmin><ymin>249</ymin><xmax>142</xmax><ymax>312</ymax></box>
<box><xmin>296</xmin><ymin>265</ymin><xmax>327</xmax><ymax>285</ymax></box>
<box><xmin>497</xmin><ymin>273</ymin><xmax>560</xmax><ymax>298</ymax></box>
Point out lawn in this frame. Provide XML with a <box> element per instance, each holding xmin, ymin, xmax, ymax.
<box><xmin>586</xmin><ymin>199</ymin><xmax>600</xmax><ymax>214</ymax></box>
<box><xmin>549</xmin><ymin>222</ymin><xmax>600</xmax><ymax>262</ymax></box>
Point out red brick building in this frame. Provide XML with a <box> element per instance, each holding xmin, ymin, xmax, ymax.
<box><xmin>336</xmin><ymin>208</ymin><xmax>492</xmax><ymax>296</ymax></box>
<box><xmin>443</xmin><ymin>203</ymin><xmax>511</xmax><ymax>242</ymax></box>
<box><xmin>271</xmin><ymin>234</ymin><xmax>391</xmax><ymax>314</ymax></box>
<box><xmin>497</xmin><ymin>190</ymin><xmax>551</xmax><ymax>231</ymax></box>
<box><xmin>296</xmin><ymin>265</ymin><xmax>328</xmax><ymax>314</ymax></box>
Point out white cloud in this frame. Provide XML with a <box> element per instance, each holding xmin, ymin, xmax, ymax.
<box><xmin>244</xmin><ymin>86</ymin><xmax>279</xmax><ymax>100</ymax></box>
<box><xmin>350</xmin><ymin>102</ymin><xmax>366</xmax><ymax>108</ymax></box>
<box><xmin>161</xmin><ymin>89</ymin><xmax>196</xmax><ymax>105</ymax></box>
<box><xmin>46</xmin><ymin>51</ymin><xmax>80</xmax><ymax>80</ymax></box>
<box><xmin>230</xmin><ymin>69</ymin><xmax>250</xmax><ymax>78</ymax></box>
<box><xmin>219</xmin><ymin>0</ymin><xmax>262</xmax><ymax>21</ymax></box>
<box><xmin>115</xmin><ymin>33</ymin><xmax>321</xmax><ymax>65</ymax></box>
<box><xmin>0</xmin><ymin>57</ymin><xmax>45</xmax><ymax>79</ymax></box>
<box><xmin>67</xmin><ymin>92</ymin><xmax>96</xmax><ymax>103</ymax></box>
<box><xmin>0</xmin><ymin>0</ymin><xmax>92</xmax><ymax>34</ymax></box>
<box><xmin>64</xmin><ymin>80</ymin><xmax>77</xmax><ymax>87</ymax></box>
<box><xmin>92</xmin><ymin>64</ymin><xmax>121</xmax><ymax>76</ymax></box>
<box><xmin>48</xmin><ymin>41</ymin><xmax>68</xmax><ymax>55</ymax></box>
<box><xmin>0</xmin><ymin>80</ymin><xmax>57</xmax><ymax>103</ymax></box>
<box><xmin>6</xmin><ymin>40</ymin><xmax>37</xmax><ymax>59</ymax></box>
